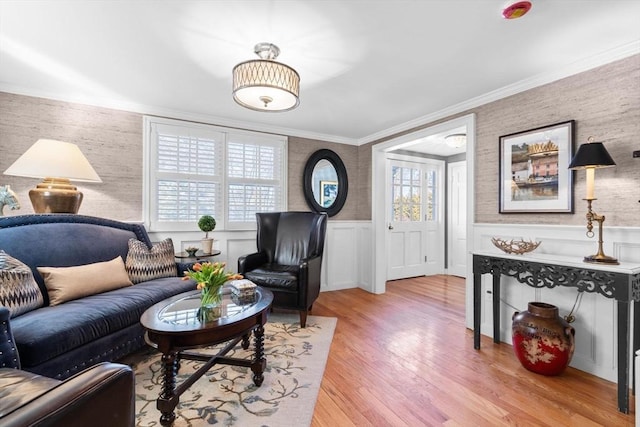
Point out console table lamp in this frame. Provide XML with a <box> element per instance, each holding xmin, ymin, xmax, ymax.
<box><xmin>568</xmin><ymin>137</ymin><xmax>618</xmax><ymax>264</ymax></box>
<box><xmin>3</xmin><ymin>139</ymin><xmax>102</xmax><ymax>214</ymax></box>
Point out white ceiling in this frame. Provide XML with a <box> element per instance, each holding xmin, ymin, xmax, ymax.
<box><xmin>1</xmin><ymin>1</ymin><xmax>639</xmax><ymax>146</ymax></box>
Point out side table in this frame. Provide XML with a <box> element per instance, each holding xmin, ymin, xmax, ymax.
<box><xmin>175</xmin><ymin>249</ymin><xmax>221</xmax><ymax>263</ymax></box>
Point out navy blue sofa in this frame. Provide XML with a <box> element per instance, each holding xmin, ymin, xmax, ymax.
<box><xmin>0</xmin><ymin>214</ymin><xmax>195</xmax><ymax>379</ymax></box>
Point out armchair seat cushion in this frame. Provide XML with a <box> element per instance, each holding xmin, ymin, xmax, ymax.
<box><xmin>9</xmin><ymin>277</ymin><xmax>193</xmax><ymax>368</ymax></box>
<box><xmin>244</xmin><ymin>264</ymin><xmax>300</xmax><ymax>291</ymax></box>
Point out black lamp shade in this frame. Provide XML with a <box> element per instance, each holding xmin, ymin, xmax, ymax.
<box><xmin>568</xmin><ymin>142</ymin><xmax>616</xmax><ymax>169</ymax></box>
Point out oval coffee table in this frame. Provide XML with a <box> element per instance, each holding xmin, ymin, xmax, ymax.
<box><xmin>140</xmin><ymin>286</ymin><xmax>273</xmax><ymax>426</ymax></box>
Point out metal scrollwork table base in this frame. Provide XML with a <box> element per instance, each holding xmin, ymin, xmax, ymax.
<box><xmin>472</xmin><ymin>250</ymin><xmax>640</xmax><ymax>414</ymax></box>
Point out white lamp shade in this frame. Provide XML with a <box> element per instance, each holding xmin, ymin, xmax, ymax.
<box><xmin>4</xmin><ymin>139</ymin><xmax>102</xmax><ymax>182</ymax></box>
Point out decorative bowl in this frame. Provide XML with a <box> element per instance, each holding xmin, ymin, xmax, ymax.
<box><xmin>491</xmin><ymin>237</ymin><xmax>541</xmax><ymax>255</ymax></box>
<box><xmin>185</xmin><ymin>247</ymin><xmax>198</xmax><ymax>257</ymax></box>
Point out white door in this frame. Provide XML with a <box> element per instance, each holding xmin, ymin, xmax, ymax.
<box><xmin>447</xmin><ymin>161</ymin><xmax>467</xmax><ymax>277</ymax></box>
<box><xmin>387</xmin><ymin>158</ymin><xmax>444</xmax><ymax>280</ymax></box>
<box><xmin>424</xmin><ymin>163</ymin><xmax>444</xmax><ymax>276</ymax></box>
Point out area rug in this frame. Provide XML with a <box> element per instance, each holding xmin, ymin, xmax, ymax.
<box><xmin>121</xmin><ymin>314</ymin><xmax>337</xmax><ymax>427</ymax></box>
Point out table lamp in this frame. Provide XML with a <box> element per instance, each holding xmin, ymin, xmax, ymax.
<box><xmin>568</xmin><ymin>137</ymin><xmax>618</xmax><ymax>264</ymax></box>
<box><xmin>3</xmin><ymin>139</ymin><xmax>102</xmax><ymax>214</ymax></box>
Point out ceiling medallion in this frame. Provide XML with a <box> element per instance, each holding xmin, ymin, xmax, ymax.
<box><xmin>232</xmin><ymin>43</ymin><xmax>300</xmax><ymax>112</ymax></box>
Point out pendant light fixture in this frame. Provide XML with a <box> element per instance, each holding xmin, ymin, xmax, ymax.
<box><xmin>232</xmin><ymin>43</ymin><xmax>300</xmax><ymax>112</ymax></box>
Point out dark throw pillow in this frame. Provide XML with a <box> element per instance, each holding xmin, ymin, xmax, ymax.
<box><xmin>0</xmin><ymin>250</ymin><xmax>44</xmax><ymax>318</ymax></box>
<box><xmin>125</xmin><ymin>238</ymin><xmax>177</xmax><ymax>284</ymax></box>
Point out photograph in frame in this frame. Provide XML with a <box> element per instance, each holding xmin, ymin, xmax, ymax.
<box><xmin>499</xmin><ymin>120</ymin><xmax>574</xmax><ymax>213</ymax></box>
<box><xmin>320</xmin><ymin>180</ymin><xmax>338</xmax><ymax>208</ymax></box>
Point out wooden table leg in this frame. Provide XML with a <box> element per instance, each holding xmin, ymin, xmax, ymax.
<box><xmin>251</xmin><ymin>323</ymin><xmax>266</xmax><ymax>386</ymax></box>
<box><xmin>158</xmin><ymin>351</ymin><xmax>179</xmax><ymax>426</ymax></box>
<box><xmin>242</xmin><ymin>332</ymin><xmax>251</xmax><ymax>350</ymax></box>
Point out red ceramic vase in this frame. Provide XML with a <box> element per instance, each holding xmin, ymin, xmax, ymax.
<box><xmin>512</xmin><ymin>302</ymin><xmax>575</xmax><ymax>376</ymax></box>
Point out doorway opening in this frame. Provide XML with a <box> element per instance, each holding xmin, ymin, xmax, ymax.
<box><xmin>372</xmin><ymin>113</ymin><xmax>475</xmax><ymax>296</ymax></box>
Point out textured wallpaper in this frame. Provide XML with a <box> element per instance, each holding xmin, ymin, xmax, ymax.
<box><xmin>2</xmin><ymin>54</ymin><xmax>638</xmax><ymax>226</ymax></box>
<box><xmin>0</xmin><ymin>93</ymin><xmax>143</xmax><ymax>221</ymax></box>
<box><xmin>360</xmin><ymin>54</ymin><xmax>640</xmax><ymax>226</ymax></box>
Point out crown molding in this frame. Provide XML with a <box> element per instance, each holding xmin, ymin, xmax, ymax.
<box><xmin>1</xmin><ymin>41</ymin><xmax>637</xmax><ymax>147</ymax></box>
<box><xmin>0</xmin><ymin>83</ymin><xmax>358</xmax><ymax>145</ymax></box>
<box><xmin>356</xmin><ymin>40</ymin><xmax>640</xmax><ymax>146</ymax></box>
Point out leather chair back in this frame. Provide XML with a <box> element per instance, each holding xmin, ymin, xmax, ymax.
<box><xmin>256</xmin><ymin>212</ymin><xmax>327</xmax><ymax>265</ymax></box>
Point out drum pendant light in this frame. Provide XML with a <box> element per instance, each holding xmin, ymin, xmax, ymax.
<box><xmin>232</xmin><ymin>43</ymin><xmax>300</xmax><ymax>112</ymax></box>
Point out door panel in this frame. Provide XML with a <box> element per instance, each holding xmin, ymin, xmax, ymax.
<box><xmin>387</xmin><ymin>159</ymin><xmax>444</xmax><ymax>280</ymax></box>
<box><xmin>448</xmin><ymin>161</ymin><xmax>467</xmax><ymax>277</ymax></box>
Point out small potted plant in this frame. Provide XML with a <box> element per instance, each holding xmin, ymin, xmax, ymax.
<box><xmin>198</xmin><ymin>215</ymin><xmax>216</xmax><ymax>254</ymax></box>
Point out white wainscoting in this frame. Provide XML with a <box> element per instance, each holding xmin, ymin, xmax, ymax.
<box><xmin>149</xmin><ymin>220</ymin><xmax>374</xmax><ymax>293</ymax></box>
<box><xmin>321</xmin><ymin>221</ymin><xmax>373</xmax><ymax>292</ymax></box>
<box><xmin>470</xmin><ymin>223</ymin><xmax>640</xmax><ymax>383</ymax></box>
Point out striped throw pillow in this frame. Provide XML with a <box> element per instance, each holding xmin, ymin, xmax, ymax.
<box><xmin>125</xmin><ymin>238</ymin><xmax>177</xmax><ymax>284</ymax></box>
<box><xmin>0</xmin><ymin>250</ymin><xmax>44</xmax><ymax>318</ymax></box>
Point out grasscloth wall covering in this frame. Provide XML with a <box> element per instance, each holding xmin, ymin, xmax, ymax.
<box><xmin>361</xmin><ymin>54</ymin><xmax>640</xmax><ymax>226</ymax></box>
<box><xmin>287</xmin><ymin>137</ymin><xmax>358</xmax><ymax>220</ymax></box>
<box><xmin>1</xmin><ymin>55</ymin><xmax>638</xmax><ymax>226</ymax></box>
<box><xmin>0</xmin><ymin>92</ymin><xmax>358</xmax><ymax>221</ymax></box>
<box><xmin>0</xmin><ymin>92</ymin><xmax>143</xmax><ymax>221</ymax></box>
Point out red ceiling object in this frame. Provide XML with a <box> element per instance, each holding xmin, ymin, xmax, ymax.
<box><xmin>502</xmin><ymin>1</ymin><xmax>532</xmax><ymax>19</ymax></box>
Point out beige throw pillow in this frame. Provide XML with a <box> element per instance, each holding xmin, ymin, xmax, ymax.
<box><xmin>38</xmin><ymin>256</ymin><xmax>133</xmax><ymax>306</ymax></box>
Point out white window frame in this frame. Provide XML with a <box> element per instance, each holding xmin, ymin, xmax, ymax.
<box><xmin>143</xmin><ymin>116</ymin><xmax>288</xmax><ymax>232</ymax></box>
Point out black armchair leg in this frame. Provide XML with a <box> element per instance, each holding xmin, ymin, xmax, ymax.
<box><xmin>299</xmin><ymin>310</ymin><xmax>308</xmax><ymax>328</ymax></box>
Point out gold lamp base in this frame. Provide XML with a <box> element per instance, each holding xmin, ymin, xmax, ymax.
<box><xmin>582</xmin><ymin>199</ymin><xmax>619</xmax><ymax>265</ymax></box>
<box><xmin>29</xmin><ymin>177</ymin><xmax>83</xmax><ymax>214</ymax></box>
<box><xmin>584</xmin><ymin>254</ymin><xmax>619</xmax><ymax>265</ymax></box>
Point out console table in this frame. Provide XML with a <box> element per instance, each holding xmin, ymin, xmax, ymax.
<box><xmin>472</xmin><ymin>250</ymin><xmax>640</xmax><ymax>414</ymax></box>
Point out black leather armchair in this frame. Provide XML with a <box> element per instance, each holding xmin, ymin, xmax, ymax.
<box><xmin>238</xmin><ymin>212</ymin><xmax>327</xmax><ymax>328</ymax></box>
<box><xmin>0</xmin><ymin>307</ymin><xmax>135</xmax><ymax>426</ymax></box>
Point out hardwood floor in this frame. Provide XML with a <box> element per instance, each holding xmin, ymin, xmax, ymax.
<box><xmin>310</xmin><ymin>275</ymin><xmax>634</xmax><ymax>426</ymax></box>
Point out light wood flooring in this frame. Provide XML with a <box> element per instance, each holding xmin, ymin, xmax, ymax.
<box><xmin>310</xmin><ymin>275</ymin><xmax>634</xmax><ymax>426</ymax></box>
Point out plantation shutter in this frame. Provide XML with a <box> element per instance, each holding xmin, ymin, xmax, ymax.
<box><xmin>150</xmin><ymin>123</ymin><xmax>223</xmax><ymax>231</ymax></box>
<box><xmin>226</xmin><ymin>133</ymin><xmax>285</xmax><ymax>229</ymax></box>
<box><xmin>146</xmin><ymin>117</ymin><xmax>287</xmax><ymax>232</ymax></box>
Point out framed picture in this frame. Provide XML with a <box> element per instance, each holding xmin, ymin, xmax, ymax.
<box><xmin>320</xmin><ymin>180</ymin><xmax>338</xmax><ymax>208</ymax></box>
<box><xmin>499</xmin><ymin>120</ymin><xmax>574</xmax><ymax>213</ymax></box>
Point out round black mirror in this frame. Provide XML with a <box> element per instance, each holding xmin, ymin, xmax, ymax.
<box><xmin>303</xmin><ymin>149</ymin><xmax>348</xmax><ymax>217</ymax></box>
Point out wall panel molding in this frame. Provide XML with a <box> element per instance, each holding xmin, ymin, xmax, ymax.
<box><xmin>471</xmin><ymin>222</ymin><xmax>640</xmax><ymax>382</ymax></box>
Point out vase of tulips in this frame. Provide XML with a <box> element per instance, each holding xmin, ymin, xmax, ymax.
<box><xmin>183</xmin><ymin>261</ymin><xmax>242</xmax><ymax>321</ymax></box>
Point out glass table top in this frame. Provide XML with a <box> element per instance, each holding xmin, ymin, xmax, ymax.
<box><xmin>157</xmin><ymin>287</ymin><xmax>262</xmax><ymax>326</ymax></box>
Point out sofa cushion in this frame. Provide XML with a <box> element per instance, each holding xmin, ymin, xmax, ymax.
<box><xmin>244</xmin><ymin>264</ymin><xmax>299</xmax><ymax>291</ymax></box>
<box><xmin>0</xmin><ymin>251</ymin><xmax>44</xmax><ymax>318</ymax></box>
<box><xmin>10</xmin><ymin>277</ymin><xmax>195</xmax><ymax>368</ymax></box>
<box><xmin>125</xmin><ymin>238</ymin><xmax>177</xmax><ymax>284</ymax></box>
<box><xmin>38</xmin><ymin>257</ymin><xmax>133</xmax><ymax>306</ymax></box>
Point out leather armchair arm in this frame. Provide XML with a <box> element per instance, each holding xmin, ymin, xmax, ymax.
<box><xmin>0</xmin><ymin>362</ymin><xmax>135</xmax><ymax>427</ymax></box>
<box><xmin>238</xmin><ymin>252</ymin><xmax>269</xmax><ymax>274</ymax></box>
<box><xmin>0</xmin><ymin>307</ymin><xmax>20</xmax><ymax>369</ymax></box>
<box><xmin>298</xmin><ymin>255</ymin><xmax>323</xmax><ymax>308</ymax></box>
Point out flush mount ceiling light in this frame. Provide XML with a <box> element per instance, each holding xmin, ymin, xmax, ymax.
<box><xmin>444</xmin><ymin>133</ymin><xmax>467</xmax><ymax>149</ymax></box>
<box><xmin>232</xmin><ymin>43</ymin><xmax>300</xmax><ymax>112</ymax></box>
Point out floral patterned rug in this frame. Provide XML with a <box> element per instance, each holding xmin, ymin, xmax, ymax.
<box><xmin>121</xmin><ymin>314</ymin><xmax>336</xmax><ymax>427</ymax></box>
